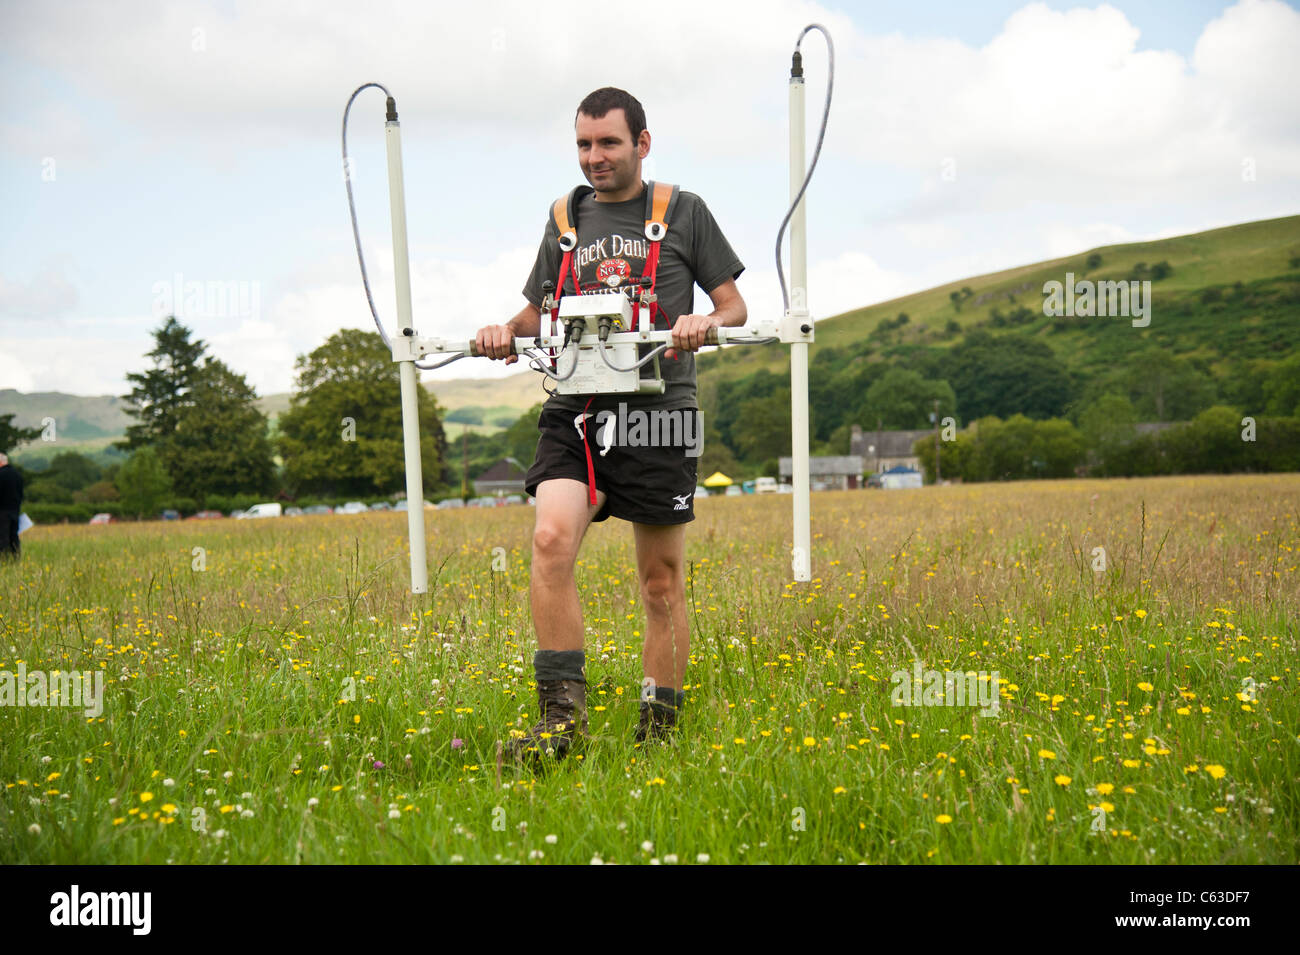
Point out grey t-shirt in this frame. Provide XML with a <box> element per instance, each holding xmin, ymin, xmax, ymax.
<box><xmin>522</xmin><ymin>183</ymin><xmax>744</xmax><ymax>412</ymax></box>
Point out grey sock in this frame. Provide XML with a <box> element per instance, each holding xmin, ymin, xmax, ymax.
<box><xmin>534</xmin><ymin>649</ymin><xmax>586</xmax><ymax>683</ymax></box>
<box><xmin>651</xmin><ymin>686</ymin><xmax>685</xmax><ymax>709</ymax></box>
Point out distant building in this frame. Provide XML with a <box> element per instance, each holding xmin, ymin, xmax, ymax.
<box><xmin>879</xmin><ymin>465</ymin><xmax>923</xmax><ymax>489</ymax></box>
<box><xmin>779</xmin><ymin>455</ymin><xmax>864</xmax><ymax>490</ymax></box>
<box><xmin>473</xmin><ymin>458</ymin><xmax>527</xmax><ymax>496</ymax></box>
<box><xmin>851</xmin><ymin>425</ymin><xmax>935</xmax><ymax>474</ymax></box>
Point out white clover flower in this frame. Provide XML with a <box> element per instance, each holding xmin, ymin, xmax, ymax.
<box><xmin>590</xmin><ymin>856</ymin><xmax>604</xmax><ymax>865</ymax></box>
<box><xmin>307</xmin><ymin>797</ymin><xmax>319</xmax><ymax>809</ymax></box>
<box><xmin>388</xmin><ymin>809</ymin><xmax>400</xmax><ymax>819</ymax></box>
<box><xmin>205</xmin><ymin>788</ymin><xmax>216</xmax><ymax>795</ymax></box>
<box><xmin>664</xmin><ymin>854</ymin><xmax>678</xmax><ymax>864</ymax></box>
<box><xmin>450</xmin><ymin>854</ymin><xmax>464</xmax><ymax>863</ymax></box>
<box><xmin>696</xmin><ymin>853</ymin><xmax>710</xmax><ymax>863</ymax></box>
<box><xmin>222</xmin><ymin>771</ymin><xmax>233</xmax><ymax>780</ymax></box>
<box><xmin>240</xmin><ymin>809</ymin><xmax>254</xmax><ymax>819</ymax></box>
<box><xmin>545</xmin><ymin>834</ymin><xmax>557</xmax><ymax>844</ymax></box>
<box><xmin>211</xmin><ymin>829</ymin><xmax>227</xmax><ymax>840</ymax></box>
<box><xmin>529</xmin><ymin>849</ymin><xmax>544</xmax><ymax>860</ymax></box>
<box><xmin>641</xmin><ymin>840</ymin><xmax>653</xmax><ymax>853</ymax></box>
<box><xmin>163</xmin><ymin>778</ymin><xmax>175</xmax><ymax>788</ymax></box>
<box><xmin>28</xmin><ymin>823</ymin><xmax>41</xmax><ymax>835</ymax></box>
<box><xmin>40</xmin><ymin>756</ymin><xmax>52</xmax><ymax>764</ymax></box>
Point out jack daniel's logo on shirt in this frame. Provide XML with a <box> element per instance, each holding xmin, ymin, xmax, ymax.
<box><xmin>574</xmin><ymin>234</ymin><xmax>651</xmax><ymax>272</ymax></box>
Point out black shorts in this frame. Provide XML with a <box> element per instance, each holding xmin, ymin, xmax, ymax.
<box><xmin>524</xmin><ymin>404</ymin><xmax>699</xmax><ymax>525</ymax></box>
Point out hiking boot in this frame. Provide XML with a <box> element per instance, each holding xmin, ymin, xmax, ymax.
<box><xmin>634</xmin><ymin>698</ymin><xmax>680</xmax><ymax>744</ymax></box>
<box><xmin>504</xmin><ymin>678</ymin><xmax>587</xmax><ymax>763</ymax></box>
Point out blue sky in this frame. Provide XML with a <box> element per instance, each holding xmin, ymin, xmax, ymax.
<box><xmin>2</xmin><ymin>0</ymin><xmax>1297</xmax><ymax>398</ymax></box>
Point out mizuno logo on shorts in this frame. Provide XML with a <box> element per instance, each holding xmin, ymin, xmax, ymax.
<box><xmin>672</xmin><ymin>494</ymin><xmax>691</xmax><ymax>510</ymax></box>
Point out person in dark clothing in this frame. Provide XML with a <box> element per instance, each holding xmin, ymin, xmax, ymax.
<box><xmin>0</xmin><ymin>452</ymin><xmax>23</xmax><ymax>560</ymax></box>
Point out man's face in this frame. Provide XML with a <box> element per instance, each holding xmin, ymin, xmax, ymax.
<box><xmin>576</xmin><ymin>108</ymin><xmax>649</xmax><ymax>199</ymax></box>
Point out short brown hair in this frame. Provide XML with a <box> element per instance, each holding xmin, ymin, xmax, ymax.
<box><xmin>575</xmin><ymin>87</ymin><xmax>646</xmax><ymax>142</ymax></box>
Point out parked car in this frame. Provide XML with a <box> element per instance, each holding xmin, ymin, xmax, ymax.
<box><xmin>369</xmin><ymin>502</ymin><xmax>392</xmax><ymax>511</ymax></box>
<box><xmin>725</xmin><ymin>486</ymin><xmax>742</xmax><ymax>497</ymax></box>
<box><xmin>754</xmin><ymin>477</ymin><xmax>778</xmax><ymax>494</ymax></box>
<box><xmin>304</xmin><ymin>504</ymin><xmax>333</xmax><ymax>515</ymax></box>
<box><xmin>284</xmin><ymin>506</ymin><xmax>304</xmax><ymax>516</ymax></box>
<box><xmin>89</xmin><ymin>512</ymin><xmax>115</xmax><ymax>525</ymax></box>
<box><xmin>160</xmin><ymin>509</ymin><xmax>180</xmax><ymax>521</ymax></box>
<box><xmin>436</xmin><ymin>498</ymin><xmax>465</xmax><ymax>510</ymax></box>
<box><xmin>237</xmin><ymin>503</ymin><xmax>282</xmax><ymax>519</ymax></box>
<box><xmin>337</xmin><ymin>501</ymin><xmax>368</xmax><ymax>515</ymax></box>
<box><xmin>186</xmin><ymin>510</ymin><xmax>224</xmax><ymax>520</ymax></box>
<box><xmin>503</xmin><ymin>495</ymin><xmax>524</xmax><ymax>505</ymax></box>
<box><xmin>777</xmin><ymin>483</ymin><xmax>793</xmax><ymax>494</ymax></box>
<box><xmin>394</xmin><ymin>499</ymin><xmax>433</xmax><ymax>512</ymax></box>
<box><xmin>694</xmin><ymin>485</ymin><xmax>709</xmax><ymax>498</ymax></box>
<box><xmin>742</xmin><ymin>480</ymin><xmax>757</xmax><ymax>494</ymax></box>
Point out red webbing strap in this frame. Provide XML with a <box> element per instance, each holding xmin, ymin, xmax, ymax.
<box><xmin>580</xmin><ymin>394</ymin><xmax>597</xmax><ymax>506</ymax></box>
<box><xmin>640</xmin><ymin>238</ymin><xmax>666</xmax><ymax>353</ymax></box>
<box><xmin>550</xmin><ymin>249</ymin><xmax>574</xmax><ymax>360</ymax></box>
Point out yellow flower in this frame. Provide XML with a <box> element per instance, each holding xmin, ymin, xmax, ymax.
<box><xmin>1122</xmin><ymin>759</ymin><xmax>1141</xmax><ymax>768</ymax></box>
<box><xmin>1096</xmin><ymin>783</ymin><xmax>1114</xmax><ymax>795</ymax></box>
<box><xmin>833</xmin><ymin>786</ymin><xmax>847</xmax><ymax>795</ymax></box>
<box><xmin>1054</xmin><ymin>775</ymin><xmax>1072</xmax><ymax>786</ymax></box>
<box><xmin>1100</xmin><ymin>801</ymin><xmax>1115</xmax><ymax>813</ymax></box>
<box><xmin>1134</xmin><ymin>609</ymin><xmax>1147</xmax><ymax>619</ymax></box>
<box><xmin>1206</xmin><ymin>764</ymin><xmax>1227</xmax><ymax>780</ymax></box>
<box><xmin>139</xmin><ymin>792</ymin><xmax>153</xmax><ymax>803</ymax></box>
<box><xmin>1137</xmin><ymin>682</ymin><xmax>1153</xmax><ymax>692</ymax></box>
<box><xmin>1038</xmin><ymin>749</ymin><xmax>1056</xmax><ymax>759</ymax></box>
<box><xmin>936</xmin><ymin>814</ymin><xmax>952</xmax><ymax>824</ymax></box>
<box><xmin>803</xmin><ymin>737</ymin><xmax>817</xmax><ymax>747</ymax></box>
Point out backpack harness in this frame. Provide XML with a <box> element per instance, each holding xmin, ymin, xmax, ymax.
<box><xmin>544</xmin><ymin>180</ymin><xmax>681</xmax><ymax>506</ymax></box>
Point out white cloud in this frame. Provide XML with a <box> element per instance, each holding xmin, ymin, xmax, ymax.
<box><xmin>3</xmin><ymin>0</ymin><xmax>1298</xmax><ymax>398</ymax></box>
<box><xmin>0</xmin><ymin>266</ymin><xmax>79</xmax><ymax>317</ymax></box>
<box><xmin>0</xmin><ymin>351</ymin><xmax>37</xmax><ymax>392</ymax></box>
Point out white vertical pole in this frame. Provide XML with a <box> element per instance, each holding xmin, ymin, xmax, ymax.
<box><xmin>386</xmin><ymin>116</ymin><xmax>428</xmax><ymax>594</ymax></box>
<box><xmin>789</xmin><ymin>66</ymin><xmax>812</xmax><ymax>583</ymax></box>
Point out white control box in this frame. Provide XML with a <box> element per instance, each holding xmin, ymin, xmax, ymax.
<box><xmin>554</xmin><ymin>292</ymin><xmax>643</xmax><ymax>396</ymax></box>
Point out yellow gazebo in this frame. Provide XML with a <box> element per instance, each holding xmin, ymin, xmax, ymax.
<box><xmin>703</xmin><ymin>471</ymin><xmax>733</xmax><ymax>488</ymax></box>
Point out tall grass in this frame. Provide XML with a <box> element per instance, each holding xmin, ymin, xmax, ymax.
<box><xmin>2</xmin><ymin>474</ymin><xmax>1296</xmax><ymax>863</ymax></box>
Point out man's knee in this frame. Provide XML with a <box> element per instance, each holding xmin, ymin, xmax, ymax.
<box><xmin>640</xmin><ymin>567</ymin><xmax>684</xmax><ymax>611</ymax></box>
<box><xmin>532</xmin><ymin>522</ymin><xmax>579</xmax><ymax>575</ymax></box>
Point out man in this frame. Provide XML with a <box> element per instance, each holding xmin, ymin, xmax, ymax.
<box><xmin>476</xmin><ymin>87</ymin><xmax>746</xmax><ymax>760</ymax></box>
<box><xmin>0</xmin><ymin>452</ymin><xmax>23</xmax><ymax>560</ymax></box>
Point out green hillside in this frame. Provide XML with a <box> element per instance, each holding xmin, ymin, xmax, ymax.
<box><xmin>700</xmin><ymin>214</ymin><xmax>1300</xmax><ymax>385</ymax></box>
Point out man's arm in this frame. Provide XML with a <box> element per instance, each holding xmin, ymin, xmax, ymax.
<box><xmin>669</xmin><ymin>278</ymin><xmax>747</xmax><ymax>352</ymax></box>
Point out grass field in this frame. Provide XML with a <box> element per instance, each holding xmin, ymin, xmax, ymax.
<box><xmin>2</xmin><ymin>474</ymin><xmax>1296</xmax><ymax>864</ymax></box>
